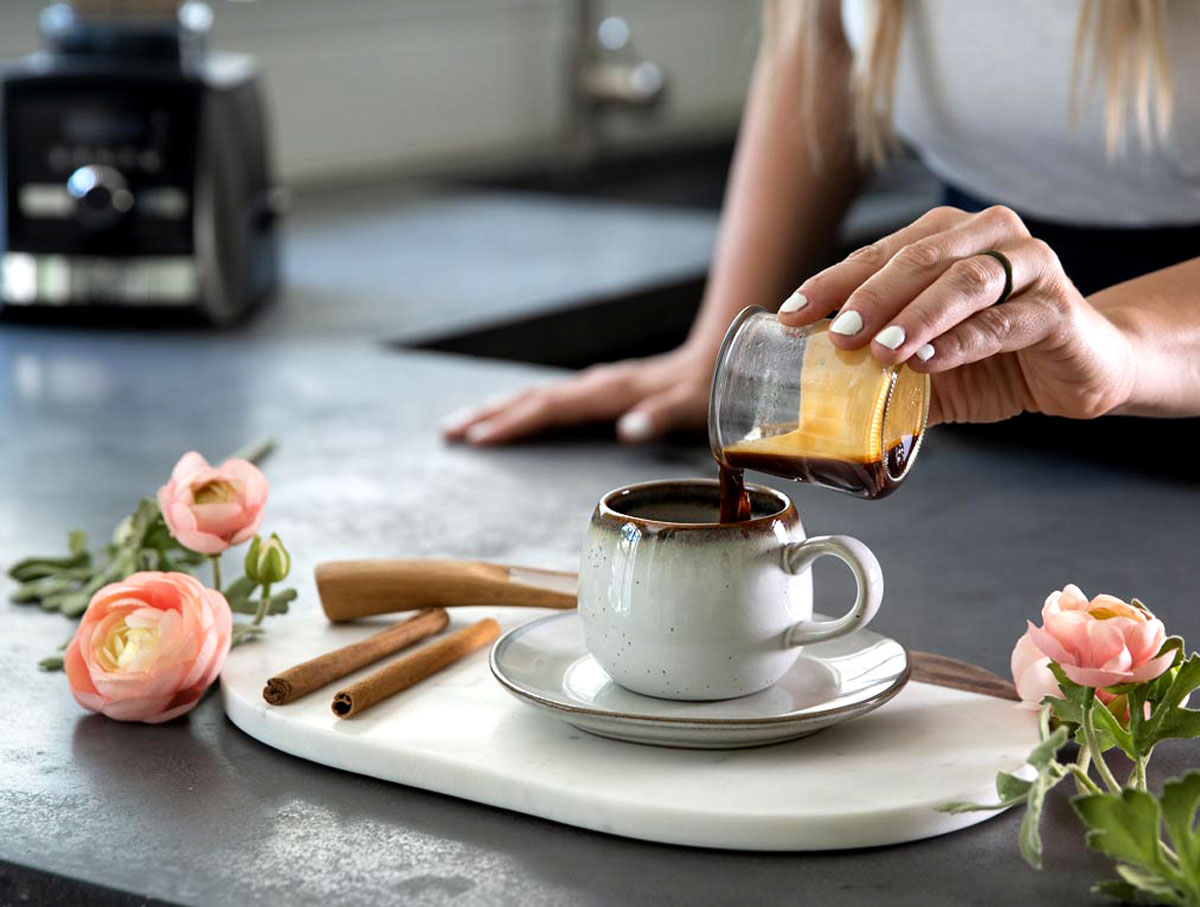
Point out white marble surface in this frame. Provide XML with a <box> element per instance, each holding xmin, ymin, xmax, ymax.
<box><xmin>221</xmin><ymin>607</ymin><xmax>1041</xmax><ymax>851</ymax></box>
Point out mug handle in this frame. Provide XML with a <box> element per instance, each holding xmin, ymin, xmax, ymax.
<box><xmin>779</xmin><ymin>535</ymin><xmax>883</xmax><ymax>647</ymax></box>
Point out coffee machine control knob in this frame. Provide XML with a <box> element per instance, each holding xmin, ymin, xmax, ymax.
<box><xmin>66</xmin><ymin>164</ymin><xmax>134</xmax><ymax>228</ymax></box>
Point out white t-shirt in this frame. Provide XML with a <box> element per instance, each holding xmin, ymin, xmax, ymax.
<box><xmin>842</xmin><ymin>0</ymin><xmax>1200</xmax><ymax>226</ymax></box>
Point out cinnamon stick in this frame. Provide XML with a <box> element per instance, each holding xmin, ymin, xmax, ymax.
<box><xmin>331</xmin><ymin>618</ymin><xmax>501</xmax><ymax>718</ymax></box>
<box><xmin>263</xmin><ymin>608</ymin><xmax>449</xmax><ymax>705</ymax></box>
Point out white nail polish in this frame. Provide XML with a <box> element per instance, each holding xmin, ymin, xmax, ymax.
<box><xmin>440</xmin><ymin>407</ymin><xmax>476</xmax><ymax>431</ymax></box>
<box><xmin>465</xmin><ymin>423</ymin><xmax>494</xmax><ymax>443</ymax></box>
<box><xmin>779</xmin><ymin>291</ymin><xmax>808</xmax><ymax>314</ymax></box>
<box><xmin>618</xmin><ymin>411</ymin><xmax>653</xmax><ymax>442</ymax></box>
<box><xmin>873</xmin><ymin>325</ymin><xmax>906</xmax><ymax>350</ymax></box>
<box><xmin>829</xmin><ymin>310</ymin><xmax>863</xmax><ymax>336</ymax></box>
<box><xmin>916</xmin><ymin>343</ymin><xmax>935</xmax><ymax>362</ymax></box>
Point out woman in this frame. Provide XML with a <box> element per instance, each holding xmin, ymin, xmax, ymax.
<box><xmin>444</xmin><ymin>0</ymin><xmax>1200</xmax><ymax>446</ymax></box>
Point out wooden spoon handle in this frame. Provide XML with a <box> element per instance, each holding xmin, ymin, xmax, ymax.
<box><xmin>315</xmin><ymin>559</ymin><xmax>578</xmax><ymax>622</ymax></box>
<box><xmin>909</xmin><ymin>650</ymin><xmax>1019</xmax><ymax>701</ymax></box>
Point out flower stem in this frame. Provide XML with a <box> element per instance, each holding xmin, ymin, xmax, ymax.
<box><xmin>1135</xmin><ymin>757</ymin><xmax>1148</xmax><ymax>793</ymax></box>
<box><xmin>210</xmin><ymin>555</ymin><xmax>222</xmax><ymax>592</ymax></box>
<box><xmin>1072</xmin><ymin>748</ymin><xmax>1100</xmax><ymax>795</ymax></box>
<box><xmin>1081</xmin><ymin>690</ymin><xmax>1122</xmax><ymax>794</ymax></box>
<box><xmin>252</xmin><ymin>581</ymin><xmax>272</xmax><ymax>627</ymax></box>
<box><xmin>1069</xmin><ymin>764</ymin><xmax>1103</xmax><ymax>796</ymax></box>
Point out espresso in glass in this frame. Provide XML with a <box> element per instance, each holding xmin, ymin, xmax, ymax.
<box><xmin>710</xmin><ymin>307</ymin><xmax>929</xmax><ymax>521</ymax></box>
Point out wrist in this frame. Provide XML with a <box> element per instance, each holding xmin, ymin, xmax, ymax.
<box><xmin>680</xmin><ymin>324</ymin><xmax>727</xmax><ymax>372</ymax></box>
<box><xmin>1096</xmin><ymin>304</ymin><xmax>1156</xmax><ymax>416</ymax></box>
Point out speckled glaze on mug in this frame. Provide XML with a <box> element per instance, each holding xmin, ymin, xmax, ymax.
<box><xmin>578</xmin><ymin>479</ymin><xmax>883</xmax><ymax>701</ymax></box>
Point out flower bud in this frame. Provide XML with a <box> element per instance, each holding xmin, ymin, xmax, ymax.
<box><xmin>244</xmin><ymin>533</ymin><xmax>290</xmax><ymax>585</ymax></box>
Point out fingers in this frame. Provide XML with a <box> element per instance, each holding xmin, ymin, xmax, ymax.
<box><xmin>777</xmin><ymin>206</ymin><xmax>969</xmax><ymax>326</ymax></box>
<box><xmin>616</xmin><ymin>383</ymin><xmax>705</xmax><ymax>444</ymax></box>
<box><xmin>441</xmin><ymin>363</ymin><xmax>645</xmax><ymax>446</ymax></box>
<box><xmin>868</xmin><ymin>237</ymin><xmax>1055</xmax><ymax>365</ymax></box>
<box><xmin>825</xmin><ymin>206</ymin><xmax>1032</xmax><ymax>350</ymax></box>
<box><xmin>441</xmin><ymin>391</ymin><xmax>528</xmax><ymax>441</ymax></box>
<box><xmin>908</xmin><ymin>296</ymin><xmax>1059</xmax><ymax>374</ymax></box>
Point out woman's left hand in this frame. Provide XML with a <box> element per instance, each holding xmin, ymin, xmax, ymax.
<box><xmin>778</xmin><ymin>205</ymin><xmax>1137</xmax><ymax>425</ymax></box>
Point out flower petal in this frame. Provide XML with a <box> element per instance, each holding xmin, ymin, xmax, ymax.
<box><xmin>1028</xmin><ymin>622</ymin><xmax>1075</xmax><ymax>666</ymax></box>
<box><xmin>190</xmin><ymin>501</ymin><xmax>248</xmax><ymax>539</ymax></box>
<box><xmin>220</xmin><ymin>459</ymin><xmax>269</xmax><ymax>509</ymax></box>
<box><xmin>170</xmin><ymin>451</ymin><xmax>211</xmax><ymax>485</ymax></box>
<box><xmin>142</xmin><ymin>690</ymin><xmax>205</xmax><ymax>723</ymax></box>
<box><xmin>63</xmin><ymin>635</ymin><xmax>98</xmax><ymax>699</ymax></box>
<box><xmin>1125</xmin><ymin>619</ymin><xmax>1167</xmax><ymax>665</ymax></box>
<box><xmin>1127</xmin><ymin>650</ymin><xmax>1177</xmax><ymax>683</ymax></box>
<box><xmin>1082</xmin><ymin>618</ymin><xmax>1128</xmax><ymax>670</ymax></box>
<box><xmin>98</xmin><ymin>693</ymin><xmax>178</xmax><ymax>722</ymax></box>
<box><xmin>1060</xmin><ymin>664</ymin><xmax>1131</xmax><ymax>688</ymax></box>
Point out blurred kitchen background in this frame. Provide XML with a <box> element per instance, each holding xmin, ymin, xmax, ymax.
<box><xmin>0</xmin><ymin>0</ymin><xmax>939</xmax><ymax>367</ymax></box>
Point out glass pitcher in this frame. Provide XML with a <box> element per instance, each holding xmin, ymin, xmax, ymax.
<box><xmin>708</xmin><ymin>306</ymin><xmax>930</xmax><ymax>499</ymax></box>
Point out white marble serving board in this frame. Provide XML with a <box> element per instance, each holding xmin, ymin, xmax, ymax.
<box><xmin>221</xmin><ymin>607</ymin><xmax>1040</xmax><ymax>851</ymax></box>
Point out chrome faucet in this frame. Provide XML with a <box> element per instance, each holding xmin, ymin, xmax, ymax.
<box><xmin>567</xmin><ymin>0</ymin><xmax>668</xmax><ymax>163</ymax></box>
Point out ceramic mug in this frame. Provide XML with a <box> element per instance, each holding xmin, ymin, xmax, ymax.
<box><xmin>577</xmin><ymin>478</ymin><xmax>883</xmax><ymax>700</ymax></box>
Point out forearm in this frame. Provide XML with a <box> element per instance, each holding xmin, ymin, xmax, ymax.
<box><xmin>1091</xmin><ymin>257</ymin><xmax>1200</xmax><ymax>417</ymax></box>
<box><xmin>686</xmin><ymin>2</ymin><xmax>864</xmax><ymax>358</ymax></box>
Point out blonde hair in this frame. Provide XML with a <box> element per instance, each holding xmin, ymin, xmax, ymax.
<box><xmin>766</xmin><ymin>0</ymin><xmax>1174</xmax><ymax>165</ymax></box>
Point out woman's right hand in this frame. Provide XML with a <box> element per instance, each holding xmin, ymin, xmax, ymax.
<box><xmin>441</xmin><ymin>343</ymin><xmax>715</xmax><ymax>445</ymax></box>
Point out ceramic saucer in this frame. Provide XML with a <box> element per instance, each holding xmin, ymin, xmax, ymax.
<box><xmin>490</xmin><ymin>612</ymin><xmax>910</xmax><ymax>749</ymax></box>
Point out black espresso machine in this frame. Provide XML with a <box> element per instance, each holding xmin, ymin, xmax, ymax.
<box><xmin>0</xmin><ymin>1</ymin><xmax>279</xmax><ymax>323</ymax></box>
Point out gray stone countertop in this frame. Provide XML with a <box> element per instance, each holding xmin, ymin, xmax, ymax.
<box><xmin>3</xmin><ymin>326</ymin><xmax>1199</xmax><ymax>905</ymax></box>
<box><xmin>233</xmin><ymin>173</ymin><xmax>938</xmax><ymax>347</ymax></box>
<box><xmin>243</xmin><ymin>184</ymin><xmax>720</xmax><ymax>343</ymax></box>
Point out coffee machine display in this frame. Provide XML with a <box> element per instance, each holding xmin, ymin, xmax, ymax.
<box><xmin>0</xmin><ymin>1</ymin><xmax>279</xmax><ymax>323</ymax></box>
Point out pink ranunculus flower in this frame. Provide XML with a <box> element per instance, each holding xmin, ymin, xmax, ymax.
<box><xmin>64</xmin><ymin>571</ymin><xmax>232</xmax><ymax>723</ymax></box>
<box><xmin>1010</xmin><ymin>583</ymin><xmax>1175</xmax><ymax>710</ymax></box>
<box><xmin>157</xmin><ymin>451</ymin><xmax>268</xmax><ymax>555</ymax></box>
<box><xmin>1011</xmin><ymin>631</ymin><xmax>1061</xmax><ymax>710</ymax></box>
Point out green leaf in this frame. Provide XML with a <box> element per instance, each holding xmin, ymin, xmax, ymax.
<box><xmin>37</xmin><ymin>655</ymin><xmax>64</xmax><ymax>672</ymax></box>
<box><xmin>10</xmin><ymin>572</ymin><xmax>88</xmax><ymax>604</ymax></box>
<box><xmin>940</xmin><ymin>767</ymin><xmax>1065</xmax><ymax>868</ymax></box>
<box><xmin>223</xmin><ymin>574</ymin><xmax>257</xmax><ymax>605</ymax></box>
<box><xmin>1028</xmin><ymin>710</ymin><xmax>1071</xmax><ymax>768</ymax></box>
<box><xmin>227</xmin><ymin>587</ymin><xmax>295</xmax><ymax>616</ymax></box>
<box><xmin>1090</xmin><ymin>696</ymin><xmax>1137</xmax><ymax>760</ymax></box>
<box><xmin>1161</xmin><ymin>772</ymin><xmax>1200</xmax><ymax>893</ymax></box>
<box><xmin>939</xmin><ymin>768</ymin><xmax>1043</xmax><ymax>815</ymax></box>
<box><xmin>937</xmin><ymin>800</ymin><xmax>1011</xmax><ymax>815</ymax></box>
<box><xmin>1094</xmin><ymin>878</ymin><xmax>1184</xmax><ymax>905</ymax></box>
<box><xmin>1105</xmin><ymin>866</ymin><xmax>1189</xmax><ymax>906</ymax></box>
<box><xmin>1073</xmin><ymin>789</ymin><xmax>1169</xmax><ymax>875</ymax></box>
<box><xmin>997</xmin><ymin>770</ymin><xmax>1035</xmax><ymax>803</ymax></box>
<box><xmin>68</xmin><ymin>529</ymin><xmax>87</xmax><ymax>556</ymax></box>
<box><xmin>226</xmin><ymin>436</ymin><xmax>275</xmax><ymax>465</ymax></box>
<box><xmin>1020</xmin><ymin>763</ymin><xmax>1067</xmax><ymax>869</ymax></box>
<box><xmin>7</xmin><ymin>552</ymin><xmax>89</xmax><ymax>582</ymax></box>
<box><xmin>942</xmin><ymin>706</ymin><xmax>1070</xmax><ymax>869</ymax></box>
<box><xmin>58</xmin><ymin>591</ymin><xmax>92</xmax><ymax>617</ymax></box>
<box><xmin>231</xmin><ymin>623</ymin><xmax>265</xmax><ymax>647</ymax></box>
<box><xmin>1132</xmin><ymin>653</ymin><xmax>1200</xmax><ymax>755</ymax></box>
<box><xmin>1044</xmin><ymin>662</ymin><xmax>1089</xmax><ymax>727</ymax></box>
<box><xmin>1043</xmin><ymin>663</ymin><xmax>1135</xmax><ymax>756</ymax></box>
